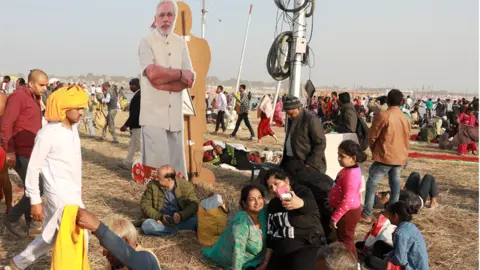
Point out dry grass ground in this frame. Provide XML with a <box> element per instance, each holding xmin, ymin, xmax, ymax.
<box><xmin>0</xmin><ymin>110</ymin><xmax>477</xmax><ymax>269</ymax></box>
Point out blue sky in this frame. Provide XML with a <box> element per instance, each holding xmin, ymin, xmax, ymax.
<box><xmin>0</xmin><ymin>0</ymin><xmax>478</xmax><ymax>92</ymax></box>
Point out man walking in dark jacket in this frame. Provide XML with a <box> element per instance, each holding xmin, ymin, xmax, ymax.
<box><xmin>120</xmin><ymin>78</ymin><xmax>141</xmax><ymax>169</ymax></box>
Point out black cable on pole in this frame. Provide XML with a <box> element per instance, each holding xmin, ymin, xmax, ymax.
<box><xmin>306</xmin><ymin>0</ymin><xmax>315</xmax><ymax>17</ymax></box>
<box><xmin>307</xmin><ymin>10</ymin><xmax>314</xmax><ymax>44</ymax></box>
<box><xmin>267</xmin><ymin>31</ymin><xmax>293</xmax><ymax>81</ymax></box>
<box><xmin>268</xmin><ymin>0</ymin><xmax>315</xmax><ymax>81</ymax></box>
<box><xmin>274</xmin><ymin>0</ymin><xmax>310</xmax><ymax>13</ymax></box>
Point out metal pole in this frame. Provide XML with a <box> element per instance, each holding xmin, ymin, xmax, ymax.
<box><xmin>271</xmin><ymin>80</ymin><xmax>282</xmax><ymax>124</ymax></box>
<box><xmin>233</xmin><ymin>4</ymin><xmax>253</xmax><ymax>101</ymax></box>
<box><xmin>288</xmin><ymin>0</ymin><xmax>308</xmax><ymax>98</ymax></box>
<box><xmin>201</xmin><ymin>0</ymin><xmax>207</xmax><ymax>38</ymax></box>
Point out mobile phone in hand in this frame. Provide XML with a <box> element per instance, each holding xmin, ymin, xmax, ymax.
<box><xmin>276</xmin><ymin>185</ymin><xmax>292</xmax><ymax>200</ymax></box>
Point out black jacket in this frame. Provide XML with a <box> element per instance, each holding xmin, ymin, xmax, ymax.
<box><xmin>266</xmin><ymin>184</ymin><xmax>326</xmax><ymax>255</ymax></box>
<box><xmin>219</xmin><ymin>148</ymin><xmax>253</xmax><ymax>170</ymax></box>
<box><xmin>124</xmin><ymin>90</ymin><xmax>141</xmax><ymax>129</ymax></box>
<box><xmin>282</xmin><ymin>109</ymin><xmax>327</xmax><ymax>173</ymax></box>
<box><xmin>335</xmin><ymin>103</ymin><xmax>358</xmax><ymax>133</ymax></box>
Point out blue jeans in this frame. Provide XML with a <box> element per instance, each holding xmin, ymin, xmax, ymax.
<box><xmin>141</xmin><ymin>215</ymin><xmax>198</xmax><ymax>236</ymax></box>
<box><xmin>362</xmin><ymin>162</ymin><xmax>402</xmax><ymax>217</ymax></box>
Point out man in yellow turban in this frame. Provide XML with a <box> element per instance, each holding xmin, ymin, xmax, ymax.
<box><xmin>45</xmin><ymin>85</ymin><xmax>89</xmax><ymax>124</ymax></box>
<box><xmin>7</xmin><ymin>85</ymin><xmax>90</xmax><ymax>269</ymax></box>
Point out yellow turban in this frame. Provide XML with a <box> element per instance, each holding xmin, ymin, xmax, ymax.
<box><xmin>45</xmin><ymin>86</ymin><xmax>89</xmax><ymax>122</ymax></box>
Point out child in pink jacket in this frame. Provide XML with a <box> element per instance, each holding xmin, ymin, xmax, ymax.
<box><xmin>329</xmin><ymin>140</ymin><xmax>367</xmax><ymax>261</ymax></box>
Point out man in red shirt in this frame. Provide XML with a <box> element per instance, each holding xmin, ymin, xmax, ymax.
<box><xmin>2</xmin><ymin>69</ymin><xmax>48</xmax><ymax>238</ymax></box>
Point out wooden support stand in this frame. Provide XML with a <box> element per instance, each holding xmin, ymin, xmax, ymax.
<box><xmin>175</xmin><ymin>2</ymin><xmax>215</xmax><ymax>184</ymax></box>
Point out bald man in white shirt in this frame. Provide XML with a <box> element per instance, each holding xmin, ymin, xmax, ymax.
<box><xmin>138</xmin><ymin>0</ymin><xmax>195</xmax><ymax>179</ymax></box>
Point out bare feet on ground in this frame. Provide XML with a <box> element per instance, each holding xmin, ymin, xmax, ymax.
<box><xmin>429</xmin><ymin>198</ymin><xmax>439</xmax><ymax>209</ymax></box>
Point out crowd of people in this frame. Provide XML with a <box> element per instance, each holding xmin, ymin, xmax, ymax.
<box><xmin>0</xmin><ymin>65</ymin><xmax>436</xmax><ymax>270</ymax></box>
<box><xmin>308</xmin><ymin>91</ymin><xmax>479</xmax><ymax>156</ymax></box>
<box><xmin>208</xmin><ymin>84</ymin><xmax>284</xmax><ymax>144</ymax></box>
<box><xmin>0</xmin><ymin>70</ymin><xmax>160</xmax><ymax>270</ymax></box>
<box><xmin>208</xmin><ymin>82</ymin><xmax>478</xmax><ymax>158</ymax></box>
<box><xmin>201</xmin><ymin>88</ymin><xmax>446</xmax><ymax>269</ymax></box>
<box><xmin>1</xmin><ymin>74</ymin><xmax>142</xmax><ymax>167</ymax></box>
<box><xmin>0</xmin><ymin>0</ymin><xmax>475</xmax><ymax>268</ymax></box>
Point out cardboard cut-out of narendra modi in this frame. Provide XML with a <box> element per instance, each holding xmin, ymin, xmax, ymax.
<box><xmin>136</xmin><ymin>0</ymin><xmax>195</xmax><ymax>183</ymax></box>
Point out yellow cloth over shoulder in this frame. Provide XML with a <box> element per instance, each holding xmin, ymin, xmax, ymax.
<box><xmin>45</xmin><ymin>86</ymin><xmax>89</xmax><ymax>122</ymax></box>
<box><xmin>51</xmin><ymin>205</ymin><xmax>90</xmax><ymax>270</ymax></box>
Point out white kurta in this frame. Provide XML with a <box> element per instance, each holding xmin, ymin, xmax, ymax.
<box><xmin>138</xmin><ymin>30</ymin><xmax>194</xmax><ymax>131</ymax></box>
<box><xmin>25</xmin><ymin>122</ymin><xmax>84</xmax><ymax>244</ymax></box>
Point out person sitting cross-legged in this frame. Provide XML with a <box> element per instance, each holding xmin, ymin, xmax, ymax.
<box><xmin>140</xmin><ymin>165</ymin><xmax>199</xmax><ymax>236</ymax></box>
<box><xmin>203</xmin><ymin>185</ymin><xmax>267</xmax><ymax>270</ymax></box>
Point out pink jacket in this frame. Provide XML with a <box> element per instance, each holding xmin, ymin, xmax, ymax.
<box><xmin>329</xmin><ymin>167</ymin><xmax>362</xmax><ymax>222</ymax></box>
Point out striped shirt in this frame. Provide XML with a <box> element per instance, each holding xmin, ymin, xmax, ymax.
<box><xmin>239</xmin><ymin>92</ymin><xmax>249</xmax><ymax>114</ymax></box>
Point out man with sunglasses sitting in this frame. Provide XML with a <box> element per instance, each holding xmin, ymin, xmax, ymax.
<box><xmin>140</xmin><ymin>165</ymin><xmax>199</xmax><ymax>236</ymax></box>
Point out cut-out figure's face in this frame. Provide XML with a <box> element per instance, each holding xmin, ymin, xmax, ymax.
<box><xmin>155</xmin><ymin>2</ymin><xmax>176</xmax><ymax>35</ymax></box>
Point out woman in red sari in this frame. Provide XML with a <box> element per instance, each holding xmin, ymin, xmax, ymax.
<box><xmin>257</xmin><ymin>95</ymin><xmax>278</xmax><ymax>143</ymax></box>
<box><xmin>457</xmin><ymin>107</ymin><xmax>479</xmax><ymax>155</ymax></box>
<box><xmin>273</xmin><ymin>98</ymin><xmax>284</xmax><ymax>127</ymax></box>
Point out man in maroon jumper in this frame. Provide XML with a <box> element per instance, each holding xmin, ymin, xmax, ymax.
<box><xmin>2</xmin><ymin>69</ymin><xmax>48</xmax><ymax>238</ymax></box>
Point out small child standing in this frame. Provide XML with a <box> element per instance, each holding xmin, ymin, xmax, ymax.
<box><xmin>329</xmin><ymin>140</ymin><xmax>367</xmax><ymax>260</ymax></box>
